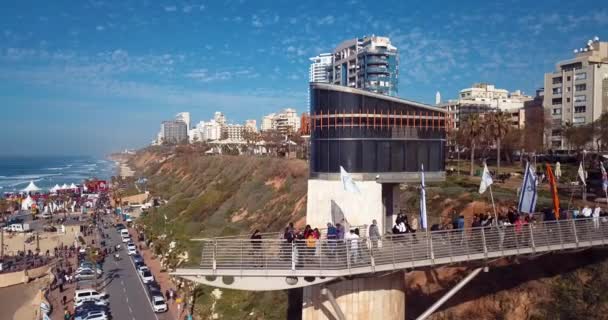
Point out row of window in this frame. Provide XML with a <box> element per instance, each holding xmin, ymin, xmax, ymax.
<box><xmin>552</xmin><ymin>72</ymin><xmax>587</xmax><ymax>84</ymax></box>
<box><xmin>552</xmin><ymin>106</ymin><xmax>586</xmax><ymax>115</ymax></box>
<box><xmin>552</xmin><ymin>95</ymin><xmax>587</xmax><ymax>105</ymax></box>
<box><xmin>552</xmin><ymin>84</ymin><xmax>586</xmax><ymax>94</ymax></box>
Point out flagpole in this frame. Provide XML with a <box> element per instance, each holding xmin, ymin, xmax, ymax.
<box><xmin>489</xmin><ymin>185</ymin><xmax>498</xmax><ymax>222</ymax></box>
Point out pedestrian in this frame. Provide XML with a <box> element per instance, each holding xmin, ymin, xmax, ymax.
<box><xmin>593</xmin><ymin>205</ymin><xmax>601</xmax><ymax>230</ymax></box>
<box><xmin>64</xmin><ymin>309</ymin><xmax>70</xmax><ymax>320</ymax></box>
<box><xmin>169</xmin><ymin>289</ymin><xmax>174</xmax><ymax>301</ymax></box>
<box><xmin>62</xmin><ymin>295</ymin><xmax>67</xmax><ymax>305</ymax></box>
<box><xmin>368</xmin><ymin>219</ymin><xmax>380</xmax><ymax>249</ymax></box>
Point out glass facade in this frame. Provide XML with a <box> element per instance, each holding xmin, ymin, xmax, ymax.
<box><xmin>310</xmin><ymin>85</ymin><xmax>446</xmax><ymax>176</ymax></box>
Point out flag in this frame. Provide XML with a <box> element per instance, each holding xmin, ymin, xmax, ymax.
<box><xmin>601</xmin><ymin>162</ymin><xmax>608</xmax><ymax>193</ymax></box>
<box><xmin>479</xmin><ymin>163</ymin><xmax>493</xmax><ymax>194</ymax></box>
<box><xmin>546</xmin><ymin>163</ymin><xmax>560</xmax><ymax>220</ymax></box>
<box><xmin>340</xmin><ymin>166</ymin><xmax>360</xmax><ymax>193</ymax></box>
<box><xmin>420</xmin><ymin>164</ymin><xmax>428</xmax><ymax>230</ymax></box>
<box><xmin>518</xmin><ymin>162</ymin><xmax>538</xmax><ymax>214</ymax></box>
<box><xmin>578</xmin><ymin>162</ymin><xmax>586</xmax><ymax>186</ymax></box>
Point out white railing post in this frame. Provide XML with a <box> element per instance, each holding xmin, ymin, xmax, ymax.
<box><xmin>212</xmin><ymin>240</ymin><xmax>217</xmax><ymax>271</ymax></box>
<box><xmin>572</xmin><ymin>219</ymin><xmax>579</xmax><ymax>247</ymax></box>
<box><xmin>481</xmin><ymin>228</ymin><xmax>488</xmax><ymax>258</ymax></box>
<box><xmin>369</xmin><ymin>238</ymin><xmax>375</xmax><ymax>270</ymax></box>
<box><xmin>291</xmin><ymin>242</ymin><xmax>295</xmax><ymax>271</ymax></box>
<box><xmin>528</xmin><ymin>224</ymin><xmax>536</xmax><ymax>253</ymax></box>
<box><xmin>346</xmin><ymin>240</ymin><xmax>351</xmax><ymax>274</ymax></box>
<box><xmin>240</xmin><ymin>239</ymin><xmax>244</xmax><ymax>268</ymax></box>
<box><xmin>428</xmin><ymin>231</ymin><xmax>435</xmax><ymax>262</ymax></box>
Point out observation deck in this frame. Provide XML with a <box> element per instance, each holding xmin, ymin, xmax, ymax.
<box><xmin>173</xmin><ymin>217</ymin><xmax>608</xmax><ymax>291</ymax></box>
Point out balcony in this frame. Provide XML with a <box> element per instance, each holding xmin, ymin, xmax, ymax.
<box><xmin>365</xmin><ymin>67</ymin><xmax>390</xmax><ymax>74</ymax></box>
<box><xmin>366</xmin><ymin>56</ymin><xmax>388</xmax><ymax>65</ymax></box>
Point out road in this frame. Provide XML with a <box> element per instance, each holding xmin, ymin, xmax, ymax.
<box><xmin>102</xmin><ymin>222</ymin><xmax>168</xmax><ymax>320</ymax></box>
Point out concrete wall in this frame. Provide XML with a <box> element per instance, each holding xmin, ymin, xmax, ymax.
<box><xmin>0</xmin><ymin>264</ymin><xmax>51</xmax><ymax>288</ymax></box>
<box><xmin>302</xmin><ymin>272</ymin><xmax>405</xmax><ymax>320</ymax></box>
<box><xmin>306</xmin><ymin>179</ymin><xmax>384</xmax><ymax>234</ymax></box>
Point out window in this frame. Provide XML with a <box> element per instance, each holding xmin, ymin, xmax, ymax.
<box><xmin>552</xmin><ymin>108</ymin><xmax>561</xmax><ymax>115</ymax></box>
<box><xmin>575</xmin><ymin>95</ymin><xmax>586</xmax><ymax>102</ymax></box>
<box><xmin>573</xmin><ymin>117</ymin><xmax>586</xmax><ymax>124</ymax></box>
<box><xmin>574</xmin><ymin>106</ymin><xmax>586</xmax><ymax>113</ymax></box>
<box><xmin>575</xmin><ymin>72</ymin><xmax>587</xmax><ymax>80</ymax></box>
<box><xmin>552</xmin><ymin>87</ymin><xmax>562</xmax><ymax>94</ymax></box>
<box><xmin>566</xmin><ymin>98</ymin><xmax>571</xmax><ymax>103</ymax></box>
<box><xmin>551</xmin><ymin>130</ymin><xmax>562</xmax><ymax>137</ymax></box>
<box><xmin>567</xmin><ymin>87</ymin><xmax>571</xmax><ymax>92</ymax></box>
<box><xmin>553</xmin><ymin>77</ymin><xmax>563</xmax><ymax>84</ymax></box>
<box><xmin>567</xmin><ymin>76</ymin><xmax>571</xmax><ymax>81</ymax></box>
<box><xmin>552</xmin><ymin>98</ymin><xmax>562</xmax><ymax>105</ymax></box>
<box><xmin>575</xmin><ymin>84</ymin><xmax>586</xmax><ymax>91</ymax></box>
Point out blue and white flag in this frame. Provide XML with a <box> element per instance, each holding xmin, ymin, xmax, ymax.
<box><xmin>420</xmin><ymin>164</ymin><xmax>428</xmax><ymax>230</ymax></box>
<box><xmin>518</xmin><ymin>162</ymin><xmax>538</xmax><ymax>214</ymax></box>
<box><xmin>340</xmin><ymin>166</ymin><xmax>360</xmax><ymax>193</ymax></box>
<box><xmin>479</xmin><ymin>163</ymin><xmax>493</xmax><ymax>194</ymax></box>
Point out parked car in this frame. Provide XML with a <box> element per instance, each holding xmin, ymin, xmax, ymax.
<box><xmin>74</xmin><ymin>299</ymin><xmax>109</xmax><ymax>309</ymax></box>
<box><xmin>151</xmin><ymin>295</ymin><xmax>167</xmax><ymax>313</ymax></box>
<box><xmin>75</xmin><ymin>269</ymin><xmax>98</xmax><ymax>281</ymax></box>
<box><xmin>43</xmin><ymin>225</ymin><xmax>57</xmax><ymax>232</ymax></box>
<box><xmin>138</xmin><ymin>266</ymin><xmax>154</xmax><ymax>283</ymax></box>
<box><xmin>40</xmin><ymin>212</ymin><xmax>52</xmax><ymax>219</ymax></box>
<box><xmin>76</xmin><ymin>266</ymin><xmax>102</xmax><ymax>276</ymax></box>
<box><xmin>74</xmin><ymin>310</ymin><xmax>109</xmax><ymax>320</ymax></box>
<box><xmin>132</xmin><ymin>254</ymin><xmax>144</xmax><ymax>264</ymax></box>
<box><xmin>127</xmin><ymin>242</ymin><xmax>137</xmax><ymax>255</ymax></box>
<box><xmin>74</xmin><ymin>289</ymin><xmax>107</xmax><ymax>304</ymax></box>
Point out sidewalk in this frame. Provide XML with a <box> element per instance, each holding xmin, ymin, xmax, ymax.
<box><xmin>46</xmin><ymin>254</ymin><xmax>77</xmax><ymax>320</ymax></box>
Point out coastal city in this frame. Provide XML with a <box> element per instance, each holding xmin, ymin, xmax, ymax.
<box><xmin>1</xmin><ymin>1</ymin><xmax>608</xmax><ymax>320</ymax></box>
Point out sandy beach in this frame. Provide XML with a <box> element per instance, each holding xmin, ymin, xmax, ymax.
<box><xmin>114</xmin><ymin>160</ymin><xmax>134</xmax><ymax>178</ymax></box>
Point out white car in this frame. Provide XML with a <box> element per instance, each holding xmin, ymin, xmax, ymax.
<box><xmin>127</xmin><ymin>243</ymin><xmax>137</xmax><ymax>255</ymax></box>
<box><xmin>74</xmin><ymin>289</ymin><xmax>107</xmax><ymax>304</ymax></box>
<box><xmin>76</xmin><ymin>267</ymin><xmax>102</xmax><ymax>276</ymax></box>
<box><xmin>121</xmin><ymin>234</ymin><xmax>131</xmax><ymax>243</ymax></box>
<box><xmin>74</xmin><ymin>299</ymin><xmax>109</xmax><ymax>308</ymax></box>
<box><xmin>151</xmin><ymin>295</ymin><xmax>167</xmax><ymax>313</ymax></box>
<box><xmin>138</xmin><ymin>266</ymin><xmax>154</xmax><ymax>283</ymax></box>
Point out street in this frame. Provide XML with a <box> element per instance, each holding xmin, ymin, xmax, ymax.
<box><xmin>102</xmin><ymin>220</ymin><xmax>170</xmax><ymax>320</ymax></box>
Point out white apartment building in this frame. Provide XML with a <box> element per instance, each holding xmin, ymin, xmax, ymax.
<box><xmin>244</xmin><ymin>119</ymin><xmax>258</xmax><ymax>132</ymax></box>
<box><xmin>260</xmin><ymin>108</ymin><xmax>300</xmax><ymax>133</ymax></box>
<box><xmin>440</xmin><ymin>83</ymin><xmax>531</xmax><ymax>129</ymax></box>
<box><xmin>222</xmin><ymin>124</ymin><xmax>244</xmax><ymax>141</ymax></box>
<box><xmin>175</xmin><ymin>112</ymin><xmax>191</xmax><ymax>132</ymax></box>
<box><xmin>309</xmin><ymin>53</ymin><xmax>332</xmax><ymax>83</ymax></box>
<box><xmin>214</xmin><ymin>112</ymin><xmax>226</xmax><ymax>126</ymax></box>
<box><xmin>544</xmin><ymin>37</ymin><xmax>608</xmax><ymax>149</ymax></box>
<box><xmin>190</xmin><ymin>119</ymin><xmax>222</xmax><ymax>142</ymax></box>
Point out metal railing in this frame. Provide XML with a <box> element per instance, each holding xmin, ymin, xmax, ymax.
<box><xmin>195</xmin><ymin>218</ymin><xmax>608</xmax><ymax>277</ymax></box>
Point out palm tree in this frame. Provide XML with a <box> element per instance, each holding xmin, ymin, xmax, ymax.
<box><xmin>487</xmin><ymin>111</ymin><xmax>511</xmax><ymax>172</ymax></box>
<box><xmin>461</xmin><ymin>114</ymin><xmax>485</xmax><ymax>176</ymax></box>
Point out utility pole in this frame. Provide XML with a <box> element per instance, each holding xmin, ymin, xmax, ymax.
<box><xmin>1</xmin><ymin>228</ymin><xmax>4</xmax><ymax>260</ymax></box>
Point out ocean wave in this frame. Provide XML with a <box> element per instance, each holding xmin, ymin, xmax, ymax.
<box><xmin>0</xmin><ymin>173</ymin><xmax>62</xmax><ymax>180</ymax></box>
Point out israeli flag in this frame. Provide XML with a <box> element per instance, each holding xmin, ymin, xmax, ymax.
<box><xmin>420</xmin><ymin>164</ymin><xmax>428</xmax><ymax>230</ymax></box>
<box><xmin>518</xmin><ymin>162</ymin><xmax>538</xmax><ymax>214</ymax></box>
<box><xmin>340</xmin><ymin>166</ymin><xmax>360</xmax><ymax>193</ymax></box>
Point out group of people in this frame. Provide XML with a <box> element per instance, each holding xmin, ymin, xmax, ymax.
<box><xmin>391</xmin><ymin>212</ymin><xmax>419</xmax><ymax>235</ymax></box>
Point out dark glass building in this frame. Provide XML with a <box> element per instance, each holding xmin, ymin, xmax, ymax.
<box><xmin>309</xmin><ymin>83</ymin><xmax>448</xmax><ymax>182</ymax></box>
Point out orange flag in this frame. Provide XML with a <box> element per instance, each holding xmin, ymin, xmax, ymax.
<box><xmin>546</xmin><ymin>163</ymin><xmax>560</xmax><ymax>219</ymax></box>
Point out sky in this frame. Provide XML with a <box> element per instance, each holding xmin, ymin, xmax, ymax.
<box><xmin>1</xmin><ymin>0</ymin><xmax>607</xmax><ymax>156</ymax></box>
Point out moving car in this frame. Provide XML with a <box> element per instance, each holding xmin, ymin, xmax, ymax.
<box><xmin>74</xmin><ymin>310</ymin><xmax>109</xmax><ymax>320</ymax></box>
<box><xmin>74</xmin><ymin>299</ymin><xmax>109</xmax><ymax>309</ymax></box>
<box><xmin>138</xmin><ymin>266</ymin><xmax>154</xmax><ymax>283</ymax></box>
<box><xmin>151</xmin><ymin>295</ymin><xmax>168</xmax><ymax>313</ymax></box>
<box><xmin>76</xmin><ymin>266</ymin><xmax>103</xmax><ymax>276</ymax></box>
<box><xmin>74</xmin><ymin>289</ymin><xmax>107</xmax><ymax>304</ymax></box>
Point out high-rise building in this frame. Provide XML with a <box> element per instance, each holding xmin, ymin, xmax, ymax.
<box><xmin>175</xmin><ymin>112</ymin><xmax>191</xmax><ymax>132</ymax></box>
<box><xmin>440</xmin><ymin>83</ymin><xmax>531</xmax><ymax>129</ymax></box>
<box><xmin>214</xmin><ymin>112</ymin><xmax>226</xmax><ymax>126</ymax></box>
<box><xmin>244</xmin><ymin>120</ymin><xmax>258</xmax><ymax>132</ymax></box>
<box><xmin>309</xmin><ymin>53</ymin><xmax>332</xmax><ymax>83</ymax></box>
<box><xmin>329</xmin><ymin>35</ymin><xmax>399</xmax><ymax>96</ymax></box>
<box><xmin>543</xmin><ymin>37</ymin><xmax>608</xmax><ymax>149</ymax></box>
<box><xmin>161</xmin><ymin>120</ymin><xmax>188</xmax><ymax>144</ymax></box>
<box><xmin>260</xmin><ymin>109</ymin><xmax>301</xmax><ymax>133</ymax></box>
<box><xmin>222</xmin><ymin>124</ymin><xmax>244</xmax><ymax>141</ymax></box>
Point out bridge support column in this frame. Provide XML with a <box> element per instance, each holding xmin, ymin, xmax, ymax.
<box><xmin>302</xmin><ymin>272</ymin><xmax>405</xmax><ymax>320</ymax></box>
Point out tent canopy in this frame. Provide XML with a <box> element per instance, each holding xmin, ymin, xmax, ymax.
<box><xmin>61</xmin><ymin>184</ymin><xmax>69</xmax><ymax>189</ymax></box>
<box><xmin>22</xmin><ymin>180</ymin><xmax>41</xmax><ymax>193</ymax></box>
<box><xmin>21</xmin><ymin>195</ymin><xmax>35</xmax><ymax>210</ymax></box>
<box><xmin>50</xmin><ymin>184</ymin><xmax>61</xmax><ymax>192</ymax></box>
<box><xmin>69</xmin><ymin>183</ymin><xmax>78</xmax><ymax>189</ymax></box>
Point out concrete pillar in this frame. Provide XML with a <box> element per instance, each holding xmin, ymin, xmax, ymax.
<box><xmin>302</xmin><ymin>272</ymin><xmax>405</xmax><ymax>320</ymax></box>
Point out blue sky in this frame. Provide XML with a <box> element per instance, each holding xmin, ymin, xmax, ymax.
<box><xmin>1</xmin><ymin>0</ymin><xmax>607</xmax><ymax>156</ymax></box>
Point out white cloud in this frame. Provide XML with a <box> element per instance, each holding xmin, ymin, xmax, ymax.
<box><xmin>185</xmin><ymin>67</ymin><xmax>260</xmax><ymax>82</ymax></box>
<box><xmin>96</xmin><ymin>25</ymin><xmax>105</xmax><ymax>31</ymax></box>
<box><xmin>317</xmin><ymin>15</ymin><xmax>334</xmax><ymax>25</ymax></box>
<box><xmin>251</xmin><ymin>15</ymin><xmax>263</xmax><ymax>27</ymax></box>
<box><xmin>182</xmin><ymin>5</ymin><xmax>193</xmax><ymax>13</ymax></box>
<box><xmin>164</xmin><ymin>5</ymin><xmax>177</xmax><ymax>12</ymax></box>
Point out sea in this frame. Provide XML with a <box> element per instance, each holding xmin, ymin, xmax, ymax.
<box><xmin>0</xmin><ymin>156</ymin><xmax>116</xmax><ymax>193</ymax></box>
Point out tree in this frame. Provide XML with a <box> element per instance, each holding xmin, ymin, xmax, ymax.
<box><xmin>593</xmin><ymin>113</ymin><xmax>608</xmax><ymax>151</ymax></box>
<box><xmin>460</xmin><ymin>114</ymin><xmax>485</xmax><ymax>176</ymax></box>
<box><xmin>486</xmin><ymin>111</ymin><xmax>511</xmax><ymax>172</ymax></box>
<box><xmin>564</xmin><ymin>122</ymin><xmax>593</xmax><ymax>151</ymax></box>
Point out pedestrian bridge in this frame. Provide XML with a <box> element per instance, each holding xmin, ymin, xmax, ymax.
<box><xmin>172</xmin><ymin>218</ymin><xmax>608</xmax><ymax>290</ymax></box>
